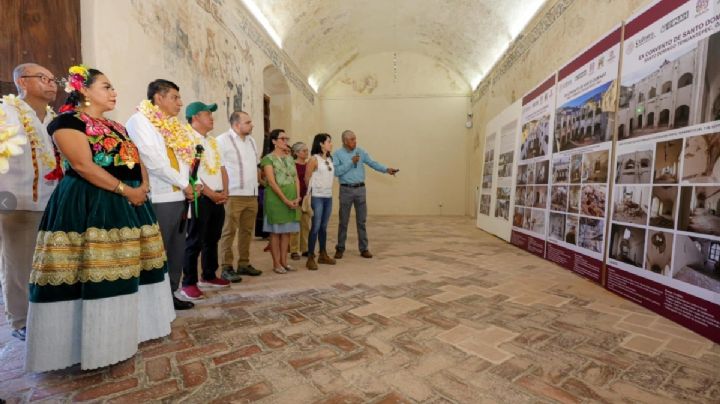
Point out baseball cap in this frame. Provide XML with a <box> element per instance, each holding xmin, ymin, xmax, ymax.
<box><xmin>185</xmin><ymin>101</ymin><xmax>217</xmax><ymax>120</ymax></box>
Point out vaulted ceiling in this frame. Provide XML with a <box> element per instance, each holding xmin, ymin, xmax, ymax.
<box><xmin>248</xmin><ymin>0</ymin><xmax>548</xmax><ymax>92</ymax></box>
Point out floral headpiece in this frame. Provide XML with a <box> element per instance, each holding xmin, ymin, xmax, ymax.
<box><xmin>64</xmin><ymin>65</ymin><xmax>90</xmax><ymax>93</ymax></box>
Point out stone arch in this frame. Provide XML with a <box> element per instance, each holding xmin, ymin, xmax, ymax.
<box><xmin>662</xmin><ymin>81</ymin><xmax>672</xmax><ymax>94</ymax></box>
<box><xmin>674</xmin><ymin>105</ymin><xmax>690</xmax><ymax>127</ymax></box>
<box><xmin>262</xmin><ymin>64</ymin><xmax>292</xmax><ymax>138</ymax></box>
<box><xmin>678</xmin><ymin>72</ymin><xmax>693</xmax><ymax>88</ymax></box>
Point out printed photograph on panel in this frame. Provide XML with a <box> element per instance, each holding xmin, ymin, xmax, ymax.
<box><xmin>565</xmin><ymin>215</ymin><xmax>579</xmax><ymax>245</ymax></box>
<box><xmin>531</xmin><ymin>186</ymin><xmax>548</xmax><ymax>209</ymax></box>
<box><xmin>616</xmin><ymin>148</ymin><xmax>653</xmax><ymax>184</ymax></box>
<box><xmin>553</xmin><ymin>154</ymin><xmax>570</xmax><ymax>183</ymax></box>
<box><xmin>513</xmin><ymin>207</ymin><xmax>525</xmax><ymax>227</ymax></box>
<box><xmin>672</xmin><ymin>234</ymin><xmax>720</xmax><ymax>294</ymax></box>
<box><xmin>581</xmin><ymin>184</ymin><xmax>606</xmax><ymax>218</ymax></box>
<box><xmin>568</xmin><ymin>185</ymin><xmax>581</xmax><ymax>214</ymax></box>
<box><xmin>495</xmin><ymin>187</ymin><xmax>511</xmax><ymax>220</ymax></box>
<box><xmin>649</xmin><ymin>186</ymin><xmax>679</xmax><ymax>229</ymax></box>
<box><xmin>535</xmin><ymin>160</ymin><xmax>550</xmax><ymax>184</ymax></box>
<box><xmin>646</xmin><ymin>230</ymin><xmax>673</xmax><ymax>276</ymax></box>
<box><xmin>570</xmin><ymin>154</ymin><xmax>583</xmax><ymax>183</ymax></box>
<box><xmin>677</xmin><ymin>186</ymin><xmax>720</xmax><ymax>237</ymax></box>
<box><xmin>609</xmin><ymin>224</ymin><xmax>646</xmax><ymax>269</ymax></box>
<box><xmin>653</xmin><ymin>139</ymin><xmax>682</xmax><ymax>184</ymax></box>
<box><xmin>581</xmin><ymin>150</ymin><xmax>609</xmax><ymax>183</ymax></box>
<box><xmin>578</xmin><ymin>217</ymin><xmax>604</xmax><ymax>253</ymax></box>
<box><xmin>554</xmin><ymin>81</ymin><xmax>615</xmax><ymax>152</ymax></box>
<box><xmin>517</xmin><ymin>164</ymin><xmax>528</xmax><ymax>185</ymax></box>
<box><xmin>498</xmin><ymin>151</ymin><xmax>514</xmax><ymax>178</ymax></box>
<box><xmin>549</xmin><ymin>212</ymin><xmax>566</xmax><ymax>242</ymax></box>
<box><xmin>520</xmin><ymin>117</ymin><xmax>550</xmax><ymax>160</ymax></box>
<box><xmin>618</xmin><ymin>31</ymin><xmax>720</xmax><ymax>140</ymax></box>
<box><xmin>613</xmin><ymin>185</ymin><xmax>650</xmax><ymax>225</ymax></box>
<box><xmin>479</xmin><ymin>194</ymin><xmax>491</xmax><ymax>216</ymax></box>
<box><xmin>682</xmin><ymin>132</ymin><xmax>720</xmax><ymax>183</ymax></box>
<box><xmin>551</xmin><ymin>185</ymin><xmax>569</xmax><ymax>212</ymax></box>
<box><xmin>529</xmin><ymin>208</ymin><xmax>546</xmax><ymax>236</ymax></box>
<box><xmin>515</xmin><ymin>186</ymin><xmax>526</xmax><ymax>207</ymax></box>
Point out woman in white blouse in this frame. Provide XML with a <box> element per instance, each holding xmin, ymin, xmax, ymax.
<box><xmin>304</xmin><ymin>133</ymin><xmax>337</xmax><ymax>270</ymax></box>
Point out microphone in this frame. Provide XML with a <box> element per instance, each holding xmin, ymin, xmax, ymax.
<box><xmin>180</xmin><ymin>144</ymin><xmax>205</xmax><ymax>233</ymax></box>
<box><xmin>190</xmin><ymin>145</ymin><xmax>205</xmax><ymax>179</ymax></box>
<box><xmin>353</xmin><ymin>152</ymin><xmax>359</xmax><ymax>168</ymax></box>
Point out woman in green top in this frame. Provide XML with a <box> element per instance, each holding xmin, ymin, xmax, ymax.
<box><xmin>261</xmin><ymin>129</ymin><xmax>301</xmax><ymax>274</ymax></box>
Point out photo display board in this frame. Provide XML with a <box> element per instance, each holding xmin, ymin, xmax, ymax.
<box><xmin>545</xmin><ymin>26</ymin><xmax>622</xmax><ymax>283</ymax></box>
<box><xmin>477</xmin><ymin>100</ymin><xmax>521</xmax><ymax>241</ymax></box>
<box><xmin>479</xmin><ymin>132</ymin><xmax>496</xmax><ymax>216</ymax></box>
<box><xmin>511</xmin><ymin>75</ymin><xmax>555</xmax><ymax>257</ymax></box>
<box><xmin>606</xmin><ymin>0</ymin><xmax>720</xmax><ymax>343</ymax></box>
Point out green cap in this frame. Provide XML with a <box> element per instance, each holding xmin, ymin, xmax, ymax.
<box><xmin>185</xmin><ymin>101</ymin><xmax>217</xmax><ymax>120</ymax></box>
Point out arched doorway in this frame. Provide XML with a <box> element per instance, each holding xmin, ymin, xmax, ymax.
<box><xmin>674</xmin><ymin>105</ymin><xmax>690</xmax><ymax>127</ymax></box>
<box><xmin>647</xmin><ymin>112</ymin><xmax>654</xmax><ymax>127</ymax></box>
<box><xmin>658</xmin><ymin>109</ymin><xmax>670</xmax><ymax>127</ymax></box>
<box><xmin>263</xmin><ymin>65</ymin><xmax>292</xmax><ymax>140</ymax></box>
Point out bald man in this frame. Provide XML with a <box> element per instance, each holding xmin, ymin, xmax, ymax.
<box><xmin>0</xmin><ymin>63</ymin><xmax>60</xmax><ymax>341</ymax></box>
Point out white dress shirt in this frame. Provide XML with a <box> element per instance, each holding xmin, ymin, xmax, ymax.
<box><xmin>0</xmin><ymin>98</ymin><xmax>57</xmax><ymax>211</ymax></box>
<box><xmin>192</xmin><ymin>129</ymin><xmax>224</xmax><ymax>191</ymax></box>
<box><xmin>126</xmin><ymin>111</ymin><xmax>190</xmax><ymax>203</ymax></box>
<box><xmin>216</xmin><ymin>129</ymin><xmax>258</xmax><ymax>196</ymax></box>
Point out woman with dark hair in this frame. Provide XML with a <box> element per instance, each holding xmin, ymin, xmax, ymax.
<box><xmin>304</xmin><ymin>133</ymin><xmax>336</xmax><ymax>270</ymax></box>
<box><xmin>261</xmin><ymin>129</ymin><xmax>300</xmax><ymax>273</ymax></box>
<box><xmin>25</xmin><ymin>65</ymin><xmax>175</xmax><ymax>372</ymax></box>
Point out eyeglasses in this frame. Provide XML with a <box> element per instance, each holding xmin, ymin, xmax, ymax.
<box><xmin>21</xmin><ymin>75</ymin><xmax>61</xmax><ymax>86</ymax></box>
<box><xmin>278</xmin><ymin>137</ymin><xmax>291</xmax><ymax>142</ymax></box>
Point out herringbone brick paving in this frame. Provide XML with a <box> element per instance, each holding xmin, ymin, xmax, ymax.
<box><xmin>0</xmin><ymin>216</ymin><xmax>718</xmax><ymax>403</ymax></box>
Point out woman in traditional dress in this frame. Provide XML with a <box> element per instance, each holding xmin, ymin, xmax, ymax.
<box><xmin>261</xmin><ymin>129</ymin><xmax>301</xmax><ymax>274</ymax></box>
<box><xmin>25</xmin><ymin>66</ymin><xmax>175</xmax><ymax>372</ymax></box>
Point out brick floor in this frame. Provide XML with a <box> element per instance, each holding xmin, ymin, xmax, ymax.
<box><xmin>0</xmin><ymin>216</ymin><xmax>718</xmax><ymax>402</ymax></box>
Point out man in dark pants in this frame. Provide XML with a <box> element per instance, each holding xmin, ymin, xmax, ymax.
<box><xmin>126</xmin><ymin>80</ymin><xmax>199</xmax><ymax>310</ymax></box>
<box><xmin>332</xmin><ymin>130</ymin><xmax>398</xmax><ymax>259</ymax></box>
<box><xmin>181</xmin><ymin>101</ymin><xmax>231</xmax><ymax>300</ymax></box>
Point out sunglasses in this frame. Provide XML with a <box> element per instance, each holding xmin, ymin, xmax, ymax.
<box><xmin>21</xmin><ymin>74</ymin><xmax>62</xmax><ymax>86</ymax></box>
<box><xmin>325</xmin><ymin>159</ymin><xmax>333</xmax><ymax>171</ymax></box>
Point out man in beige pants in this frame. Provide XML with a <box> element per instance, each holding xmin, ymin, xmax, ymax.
<box><xmin>0</xmin><ymin>63</ymin><xmax>60</xmax><ymax>340</ymax></box>
<box><xmin>217</xmin><ymin>111</ymin><xmax>262</xmax><ymax>281</ymax></box>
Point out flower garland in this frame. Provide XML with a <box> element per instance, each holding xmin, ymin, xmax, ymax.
<box><xmin>2</xmin><ymin>95</ymin><xmax>57</xmax><ymax>170</ymax></box>
<box><xmin>138</xmin><ymin>100</ymin><xmax>195</xmax><ymax>165</ymax></box>
<box><xmin>202</xmin><ymin>135</ymin><xmax>221</xmax><ymax>175</ymax></box>
<box><xmin>0</xmin><ymin>106</ymin><xmax>26</xmax><ymax>174</ymax></box>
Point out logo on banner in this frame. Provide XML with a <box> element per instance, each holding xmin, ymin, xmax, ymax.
<box><xmin>625</xmin><ymin>40</ymin><xmax>635</xmax><ymax>55</ymax></box>
<box><xmin>696</xmin><ymin>0</ymin><xmax>709</xmax><ymax>15</ymax></box>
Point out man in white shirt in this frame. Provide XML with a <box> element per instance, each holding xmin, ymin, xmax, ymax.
<box><xmin>217</xmin><ymin>111</ymin><xmax>262</xmax><ymax>281</ymax></box>
<box><xmin>0</xmin><ymin>63</ymin><xmax>60</xmax><ymax>340</ymax></box>
<box><xmin>126</xmin><ymin>79</ymin><xmax>198</xmax><ymax>311</ymax></box>
<box><xmin>180</xmin><ymin>101</ymin><xmax>231</xmax><ymax>300</ymax></box>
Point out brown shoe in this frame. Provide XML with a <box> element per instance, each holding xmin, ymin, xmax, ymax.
<box><xmin>306</xmin><ymin>254</ymin><xmax>318</xmax><ymax>270</ymax></box>
<box><xmin>334</xmin><ymin>250</ymin><xmax>344</xmax><ymax>259</ymax></box>
<box><xmin>318</xmin><ymin>251</ymin><xmax>337</xmax><ymax>265</ymax></box>
<box><xmin>290</xmin><ymin>252</ymin><xmax>301</xmax><ymax>260</ymax></box>
<box><xmin>361</xmin><ymin>250</ymin><xmax>373</xmax><ymax>258</ymax></box>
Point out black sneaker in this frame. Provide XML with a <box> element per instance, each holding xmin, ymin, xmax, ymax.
<box><xmin>173</xmin><ymin>296</ymin><xmax>195</xmax><ymax>310</ymax></box>
<box><xmin>11</xmin><ymin>327</ymin><xmax>26</xmax><ymax>341</ymax></box>
<box><xmin>238</xmin><ymin>264</ymin><xmax>262</xmax><ymax>276</ymax></box>
<box><xmin>221</xmin><ymin>267</ymin><xmax>243</xmax><ymax>283</ymax></box>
